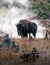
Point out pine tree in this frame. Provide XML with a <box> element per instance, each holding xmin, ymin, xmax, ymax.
<box><xmin>29</xmin><ymin>0</ymin><xmax>50</xmax><ymax>19</ymax></box>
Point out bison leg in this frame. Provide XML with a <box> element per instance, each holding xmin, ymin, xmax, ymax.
<box><xmin>32</xmin><ymin>31</ymin><xmax>37</xmax><ymax>38</ymax></box>
<box><xmin>21</xmin><ymin>34</ymin><xmax>23</xmax><ymax>37</ymax></box>
<box><xmin>28</xmin><ymin>34</ymin><xmax>34</xmax><ymax>40</ymax></box>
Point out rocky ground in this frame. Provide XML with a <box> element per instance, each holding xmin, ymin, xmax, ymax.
<box><xmin>0</xmin><ymin>38</ymin><xmax>50</xmax><ymax>65</ymax></box>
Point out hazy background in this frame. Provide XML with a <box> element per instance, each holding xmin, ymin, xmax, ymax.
<box><xmin>0</xmin><ymin>0</ymin><xmax>46</xmax><ymax>39</ymax></box>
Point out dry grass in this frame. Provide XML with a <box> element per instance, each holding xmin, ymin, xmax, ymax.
<box><xmin>0</xmin><ymin>38</ymin><xmax>50</xmax><ymax>65</ymax></box>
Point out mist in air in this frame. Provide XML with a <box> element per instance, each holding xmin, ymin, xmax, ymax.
<box><xmin>0</xmin><ymin>0</ymin><xmax>46</xmax><ymax>39</ymax></box>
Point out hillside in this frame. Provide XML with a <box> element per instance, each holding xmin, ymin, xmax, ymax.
<box><xmin>0</xmin><ymin>38</ymin><xmax>50</xmax><ymax>65</ymax></box>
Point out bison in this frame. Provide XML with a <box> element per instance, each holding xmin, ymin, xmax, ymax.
<box><xmin>16</xmin><ymin>19</ymin><xmax>37</xmax><ymax>39</ymax></box>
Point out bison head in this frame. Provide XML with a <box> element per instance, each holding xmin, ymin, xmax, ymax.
<box><xmin>16</xmin><ymin>23</ymin><xmax>27</xmax><ymax>37</ymax></box>
<box><xmin>16</xmin><ymin>23</ymin><xmax>25</xmax><ymax>37</ymax></box>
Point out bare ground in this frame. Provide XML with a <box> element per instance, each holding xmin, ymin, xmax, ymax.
<box><xmin>0</xmin><ymin>38</ymin><xmax>50</xmax><ymax>65</ymax></box>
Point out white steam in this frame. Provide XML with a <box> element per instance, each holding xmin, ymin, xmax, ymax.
<box><xmin>0</xmin><ymin>0</ymin><xmax>46</xmax><ymax>39</ymax></box>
